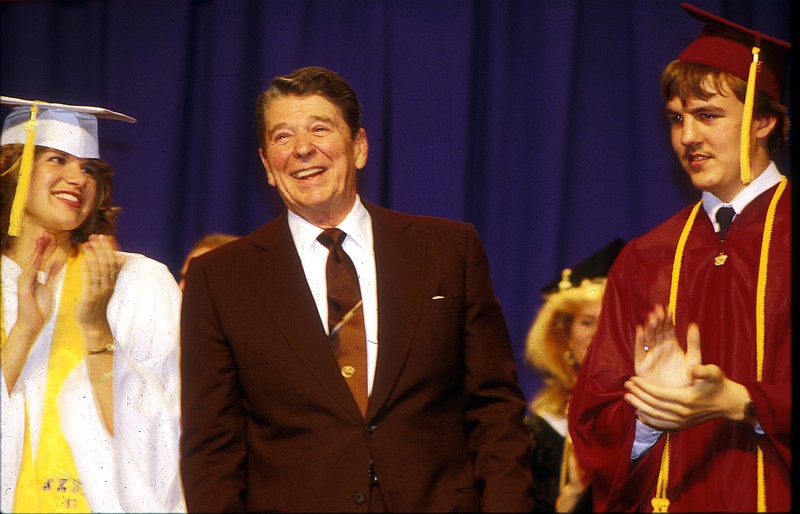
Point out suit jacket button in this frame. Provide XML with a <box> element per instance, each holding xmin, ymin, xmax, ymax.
<box><xmin>354</xmin><ymin>492</ymin><xmax>366</xmax><ymax>505</ymax></box>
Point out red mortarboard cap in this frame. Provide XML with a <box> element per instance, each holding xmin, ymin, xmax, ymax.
<box><xmin>678</xmin><ymin>2</ymin><xmax>791</xmax><ymax>102</ymax></box>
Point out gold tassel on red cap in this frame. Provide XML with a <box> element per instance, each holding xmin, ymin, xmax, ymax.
<box><xmin>739</xmin><ymin>45</ymin><xmax>760</xmax><ymax>186</ymax></box>
<box><xmin>7</xmin><ymin>102</ymin><xmax>39</xmax><ymax>237</ymax></box>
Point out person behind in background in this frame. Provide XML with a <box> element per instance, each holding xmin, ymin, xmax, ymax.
<box><xmin>0</xmin><ymin>97</ymin><xmax>185</xmax><ymax>512</ymax></box>
<box><xmin>568</xmin><ymin>4</ymin><xmax>791</xmax><ymax>511</ymax></box>
<box><xmin>179</xmin><ymin>232</ymin><xmax>238</xmax><ymax>290</ymax></box>
<box><xmin>179</xmin><ymin>66</ymin><xmax>533</xmax><ymax>512</ymax></box>
<box><xmin>525</xmin><ymin>240</ymin><xmax>622</xmax><ymax>512</ymax></box>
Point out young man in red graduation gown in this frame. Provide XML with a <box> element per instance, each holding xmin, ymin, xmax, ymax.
<box><xmin>568</xmin><ymin>3</ymin><xmax>791</xmax><ymax>511</ymax></box>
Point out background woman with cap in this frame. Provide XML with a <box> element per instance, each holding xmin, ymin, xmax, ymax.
<box><xmin>0</xmin><ymin>98</ymin><xmax>185</xmax><ymax>512</ymax></box>
<box><xmin>525</xmin><ymin>239</ymin><xmax>623</xmax><ymax>512</ymax></box>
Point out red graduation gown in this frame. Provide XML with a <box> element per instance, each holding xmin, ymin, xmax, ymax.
<box><xmin>569</xmin><ymin>182</ymin><xmax>791</xmax><ymax>512</ymax></box>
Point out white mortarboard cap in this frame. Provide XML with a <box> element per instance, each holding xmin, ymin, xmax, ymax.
<box><xmin>1</xmin><ymin>96</ymin><xmax>136</xmax><ymax>237</ymax></box>
<box><xmin>1</xmin><ymin>96</ymin><xmax>136</xmax><ymax>159</ymax></box>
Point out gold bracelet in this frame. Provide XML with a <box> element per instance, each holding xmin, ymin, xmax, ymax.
<box><xmin>87</xmin><ymin>340</ymin><xmax>116</xmax><ymax>355</ymax></box>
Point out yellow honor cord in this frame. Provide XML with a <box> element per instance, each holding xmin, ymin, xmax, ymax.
<box><xmin>757</xmin><ymin>448</ymin><xmax>765</xmax><ymax>512</ymax></box>
<box><xmin>8</xmin><ymin>102</ymin><xmax>39</xmax><ymax>237</ymax></box>
<box><xmin>653</xmin><ymin>203</ymin><xmax>702</xmax><ymax>513</ymax></box>
<box><xmin>669</xmin><ymin>202</ymin><xmax>702</xmax><ymax>325</ymax></box>
<box><xmin>756</xmin><ymin>176</ymin><xmax>785</xmax><ymax>381</ymax></box>
<box><xmin>651</xmin><ymin>434</ymin><xmax>671</xmax><ymax>512</ymax></box>
<box><xmin>754</xmin><ymin>176</ymin><xmax>785</xmax><ymax>512</ymax></box>
<box><xmin>739</xmin><ymin>46</ymin><xmax>760</xmax><ymax>186</ymax></box>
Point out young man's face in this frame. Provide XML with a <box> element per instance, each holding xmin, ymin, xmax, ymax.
<box><xmin>665</xmin><ymin>82</ymin><xmax>747</xmax><ymax>202</ymax></box>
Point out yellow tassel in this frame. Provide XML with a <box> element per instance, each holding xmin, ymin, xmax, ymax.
<box><xmin>739</xmin><ymin>47</ymin><xmax>760</xmax><ymax>186</ymax></box>
<box><xmin>8</xmin><ymin>103</ymin><xmax>39</xmax><ymax>237</ymax></box>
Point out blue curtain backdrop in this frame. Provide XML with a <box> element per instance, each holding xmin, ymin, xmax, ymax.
<box><xmin>1</xmin><ymin>0</ymin><xmax>792</xmax><ymax>401</ymax></box>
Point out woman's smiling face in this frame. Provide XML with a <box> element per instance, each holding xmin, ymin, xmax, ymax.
<box><xmin>24</xmin><ymin>147</ymin><xmax>98</xmax><ymax>235</ymax></box>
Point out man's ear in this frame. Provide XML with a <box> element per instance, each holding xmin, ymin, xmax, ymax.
<box><xmin>755</xmin><ymin>114</ymin><xmax>778</xmax><ymax>140</ymax></box>
<box><xmin>354</xmin><ymin>128</ymin><xmax>368</xmax><ymax>170</ymax></box>
<box><xmin>259</xmin><ymin>147</ymin><xmax>276</xmax><ymax>187</ymax></box>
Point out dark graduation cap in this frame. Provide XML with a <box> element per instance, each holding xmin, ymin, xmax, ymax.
<box><xmin>540</xmin><ymin>238</ymin><xmax>626</xmax><ymax>295</ymax></box>
<box><xmin>678</xmin><ymin>3</ymin><xmax>790</xmax><ymax>103</ymax></box>
<box><xmin>677</xmin><ymin>3</ymin><xmax>791</xmax><ymax>186</ymax></box>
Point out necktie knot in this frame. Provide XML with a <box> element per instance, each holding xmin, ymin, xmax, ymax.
<box><xmin>716</xmin><ymin>206</ymin><xmax>735</xmax><ymax>239</ymax></box>
<box><xmin>318</xmin><ymin>228</ymin><xmax>347</xmax><ymax>248</ymax></box>
<box><xmin>318</xmin><ymin>228</ymin><xmax>348</xmax><ymax>263</ymax></box>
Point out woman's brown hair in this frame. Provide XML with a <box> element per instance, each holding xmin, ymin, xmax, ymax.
<box><xmin>1</xmin><ymin>144</ymin><xmax>120</xmax><ymax>250</ymax></box>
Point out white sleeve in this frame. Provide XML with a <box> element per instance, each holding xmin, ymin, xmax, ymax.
<box><xmin>61</xmin><ymin>254</ymin><xmax>186</xmax><ymax>512</ymax></box>
<box><xmin>630</xmin><ymin>419</ymin><xmax>663</xmax><ymax>460</ymax></box>
<box><xmin>1</xmin><ymin>263</ymin><xmax>25</xmax><ymax>513</ymax></box>
<box><xmin>629</xmin><ymin>417</ymin><xmax>762</xmax><ymax>462</ymax></box>
<box><xmin>1</xmin><ymin>373</ymin><xmax>25</xmax><ymax>512</ymax></box>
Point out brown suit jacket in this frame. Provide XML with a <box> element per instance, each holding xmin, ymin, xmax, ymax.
<box><xmin>180</xmin><ymin>201</ymin><xmax>533</xmax><ymax>512</ymax></box>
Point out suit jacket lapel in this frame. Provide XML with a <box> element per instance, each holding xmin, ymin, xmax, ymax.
<box><xmin>247</xmin><ymin>214</ymin><xmax>364</xmax><ymax>420</ymax></box>
<box><xmin>365</xmin><ymin>203</ymin><xmax>428</xmax><ymax>419</ymax></box>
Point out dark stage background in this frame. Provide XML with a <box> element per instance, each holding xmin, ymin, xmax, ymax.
<box><xmin>1</xmin><ymin>0</ymin><xmax>792</xmax><ymax>404</ymax></box>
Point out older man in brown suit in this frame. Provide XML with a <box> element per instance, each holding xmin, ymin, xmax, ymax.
<box><xmin>179</xmin><ymin>66</ymin><xmax>533</xmax><ymax>512</ymax></box>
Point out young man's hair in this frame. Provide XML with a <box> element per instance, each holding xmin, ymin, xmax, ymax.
<box><xmin>661</xmin><ymin>60</ymin><xmax>789</xmax><ymax>155</ymax></box>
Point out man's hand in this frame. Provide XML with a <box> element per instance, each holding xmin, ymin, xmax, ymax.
<box><xmin>623</xmin><ymin>304</ymin><xmax>748</xmax><ymax>430</ymax></box>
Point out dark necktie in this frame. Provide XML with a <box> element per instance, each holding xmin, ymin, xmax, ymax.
<box><xmin>716</xmin><ymin>206</ymin><xmax>735</xmax><ymax>240</ymax></box>
<box><xmin>318</xmin><ymin>228</ymin><xmax>368</xmax><ymax>416</ymax></box>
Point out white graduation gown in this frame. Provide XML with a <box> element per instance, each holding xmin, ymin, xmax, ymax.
<box><xmin>1</xmin><ymin>252</ymin><xmax>186</xmax><ymax>512</ymax></box>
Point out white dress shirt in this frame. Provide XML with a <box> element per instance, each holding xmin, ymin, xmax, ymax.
<box><xmin>701</xmin><ymin>161</ymin><xmax>782</xmax><ymax>233</ymax></box>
